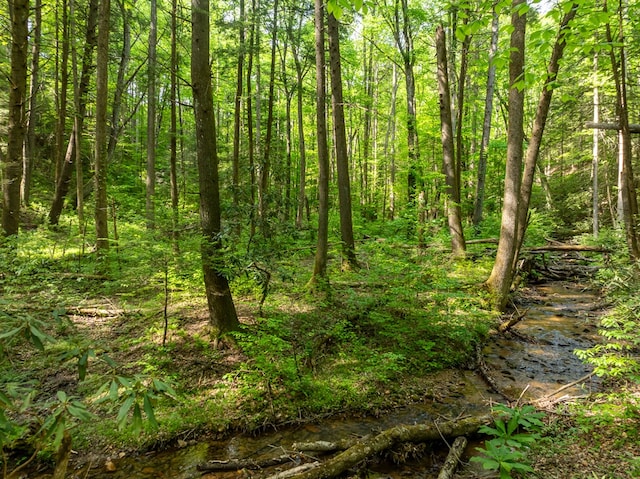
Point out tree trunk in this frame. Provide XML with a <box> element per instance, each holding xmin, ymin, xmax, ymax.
<box><xmin>48</xmin><ymin>0</ymin><xmax>99</xmax><ymax>226</ymax></box>
<box><xmin>292</xmin><ymin>23</ymin><xmax>307</xmax><ymax>230</ymax></box>
<box><xmin>246</xmin><ymin>0</ymin><xmax>257</xmax><ymax>238</ymax></box>
<box><xmin>309</xmin><ymin>0</ymin><xmax>330</xmax><ymax>288</ymax></box>
<box><xmin>384</xmin><ymin>64</ymin><xmax>398</xmax><ymax>220</ymax></box>
<box><xmin>592</xmin><ymin>52</ymin><xmax>599</xmax><ymax>239</ymax></box>
<box><xmin>327</xmin><ymin>12</ymin><xmax>358</xmax><ymax>270</ymax></box>
<box><xmin>21</xmin><ymin>0</ymin><xmax>42</xmax><ymax>207</ymax></box>
<box><xmin>107</xmin><ymin>0</ymin><xmax>131</xmax><ymax>162</ymax></box>
<box><xmin>2</xmin><ymin>0</ymin><xmax>29</xmax><ymax>236</ymax></box>
<box><xmin>604</xmin><ymin>0</ymin><xmax>640</xmax><ymax>260</ymax></box>
<box><xmin>170</xmin><ymin>0</ymin><xmax>179</xmax><ymax>239</ymax></box>
<box><xmin>286</xmin><ymin>414</ymin><xmax>493</xmax><ymax>479</ymax></box>
<box><xmin>146</xmin><ymin>0</ymin><xmax>158</xmax><ymax>229</ymax></box>
<box><xmin>513</xmin><ymin>3</ymin><xmax>579</xmax><ymax>264</ymax></box>
<box><xmin>232</xmin><ymin>0</ymin><xmax>245</xmax><ymax>211</ymax></box>
<box><xmin>472</xmin><ymin>5</ymin><xmax>498</xmax><ymax>228</ymax></box>
<box><xmin>191</xmin><ymin>0</ymin><xmax>240</xmax><ymax>336</ymax></box>
<box><xmin>436</xmin><ymin>25</ymin><xmax>465</xmax><ymax>258</ymax></box>
<box><xmin>94</xmin><ymin>0</ymin><xmax>110</xmax><ymax>253</ymax></box>
<box><xmin>258</xmin><ymin>0</ymin><xmax>278</xmax><ymax>237</ymax></box>
<box><xmin>485</xmin><ymin>0</ymin><xmax>526</xmax><ymax>311</ymax></box>
<box><xmin>54</xmin><ymin>0</ymin><xmax>69</xmax><ymax>184</ymax></box>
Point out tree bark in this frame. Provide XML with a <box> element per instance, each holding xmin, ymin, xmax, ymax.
<box><xmin>309</xmin><ymin>0</ymin><xmax>330</xmax><ymax>287</ymax></box>
<box><xmin>327</xmin><ymin>12</ymin><xmax>358</xmax><ymax>270</ymax></box>
<box><xmin>191</xmin><ymin>0</ymin><xmax>240</xmax><ymax>336</ymax></box>
<box><xmin>437</xmin><ymin>436</ymin><xmax>467</xmax><ymax>479</ymax></box>
<box><xmin>485</xmin><ymin>0</ymin><xmax>526</xmax><ymax>311</ymax></box>
<box><xmin>258</xmin><ymin>0</ymin><xmax>279</xmax><ymax>236</ymax></box>
<box><xmin>48</xmin><ymin>0</ymin><xmax>99</xmax><ymax>226</ymax></box>
<box><xmin>146</xmin><ymin>0</ymin><xmax>158</xmax><ymax>230</ymax></box>
<box><xmin>170</xmin><ymin>0</ymin><xmax>179</xmax><ymax>239</ymax></box>
<box><xmin>232</xmin><ymin>0</ymin><xmax>245</xmax><ymax>211</ymax></box>
<box><xmin>54</xmin><ymin>0</ymin><xmax>70</xmax><ymax>184</ymax></box>
<box><xmin>94</xmin><ymin>0</ymin><xmax>110</xmax><ymax>253</ymax></box>
<box><xmin>436</xmin><ymin>25</ymin><xmax>466</xmax><ymax>258</ymax></box>
<box><xmin>472</xmin><ymin>5</ymin><xmax>498</xmax><ymax>228</ymax></box>
<box><xmin>21</xmin><ymin>0</ymin><xmax>43</xmax><ymax>207</ymax></box>
<box><xmin>513</xmin><ymin>3</ymin><xmax>579</xmax><ymax>265</ymax></box>
<box><xmin>2</xmin><ymin>0</ymin><xmax>29</xmax><ymax>235</ymax></box>
<box><xmin>291</xmin><ymin>16</ymin><xmax>308</xmax><ymax>230</ymax></box>
<box><xmin>284</xmin><ymin>414</ymin><xmax>493</xmax><ymax>479</ymax></box>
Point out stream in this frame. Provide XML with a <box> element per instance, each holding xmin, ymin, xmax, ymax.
<box><xmin>79</xmin><ymin>281</ymin><xmax>603</xmax><ymax>479</ymax></box>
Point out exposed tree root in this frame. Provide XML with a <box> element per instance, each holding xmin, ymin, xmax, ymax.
<box><xmin>475</xmin><ymin>343</ymin><xmax>515</xmax><ymax>403</ymax></box>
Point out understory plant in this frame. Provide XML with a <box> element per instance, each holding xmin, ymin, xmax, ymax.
<box><xmin>472</xmin><ymin>404</ymin><xmax>545</xmax><ymax>478</ymax></box>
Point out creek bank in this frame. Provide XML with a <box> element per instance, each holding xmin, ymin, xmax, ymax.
<box><xmin>66</xmin><ymin>280</ymin><xmax>604</xmax><ymax>479</ymax></box>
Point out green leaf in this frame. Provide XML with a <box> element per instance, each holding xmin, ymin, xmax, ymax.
<box><xmin>116</xmin><ymin>396</ymin><xmax>135</xmax><ymax>428</ymax></box>
<box><xmin>109</xmin><ymin>379</ymin><xmax>120</xmax><ymax>401</ymax></box>
<box><xmin>132</xmin><ymin>403</ymin><xmax>143</xmax><ymax>435</ymax></box>
<box><xmin>56</xmin><ymin>390</ymin><xmax>68</xmax><ymax>403</ymax></box>
<box><xmin>143</xmin><ymin>394</ymin><xmax>158</xmax><ymax>430</ymax></box>
<box><xmin>68</xmin><ymin>401</ymin><xmax>94</xmax><ymax>422</ymax></box>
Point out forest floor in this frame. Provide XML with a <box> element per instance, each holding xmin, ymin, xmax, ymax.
<box><xmin>2</xmin><ymin>224</ymin><xmax>639</xmax><ymax>478</ymax></box>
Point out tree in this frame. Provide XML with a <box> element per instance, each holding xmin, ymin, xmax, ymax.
<box><xmin>485</xmin><ymin>0</ymin><xmax>526</xmax><ymax>310</ymax></box>
<box><xmin>191</xmin><ymin>0</ymin><xmax>240</xmax><ymax>336</ymax></box>
<box><xmin>2</xmin><ymin>0</ymin><xmax>29</xmax><ymax>236</ymax></box>
<box><xmin>94</xmin><ymin>0</ymin><xmax>111</xmax><ymax>253</ymax></box>
<box><xmin>48</xmin><ymin>0</ymin><xmax>99</xmax><ymax>226</ymax></box>
<box><xmin>22</xmin><ymin>0</ymin><xmax>43</xmax><ymax>207</ymax></box>
<box><xmin>436</xmin><ymin>24</ymin><xmax>466</xmax><ymax>258</ymax></box>
<box><xmin>309</xmin><ymin>0</ymin><xmax>330</xmax><ymax>288</ymax></box>
<box><xmin>146</xmin><ymin>0</ymin><xmax>158</xmax><ymax>230</ymax></box>
<box><xmin>327</xmin><ymin>11</ymin><xmax>358</xmax><ymax>270</ymax></box>
<box><xmin>513</xmin><ymin>2</ymin><xmax>579</xmax><ymax>265</ymax></box>
<box><xmin>472</xmin><ymin>4</ymin><xmax>498</xmax><ymax>228</ymax></box>
<box><xmin>232</xmin><ymin>0</ymin><xmax>246</xmax><ymax>212</ymax></box>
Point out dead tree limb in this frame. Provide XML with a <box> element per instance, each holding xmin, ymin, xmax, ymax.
<box><xmin>437</xmin><ymin>436</ymin><xmax>468</xmax><ymax>479</ymax></box>
<box><xmin>466</xmin><ymin>238</ymin><xmax>499</xmax><ymax>245</ymax></box>
<box><xmin>264</xmin><ymin>462</ymin><xmax>322</xmax><ymax>479</ymax></box>
<box><xmin>197</xmin><ymin>454</ymin><xmax>305</xmax><ymax>472</ymax></box>
<box><xmin>283</xmin><ymin>414</ymin><xmax>494</xmax><ymax>479</ymax></box>
<box><xmin>475</xmin><ymin>344</ymin><xmax>515</xmax><ymax>403</ymax></box>
<box><xmin>498</xmin><ymin>309</ymin><xmax>528</xmax><ymax>333</ymax></box>
<box><xmin>527</xmin><ymin>244</ymin><xmax>610</xmax><ymax>253</ymax></box>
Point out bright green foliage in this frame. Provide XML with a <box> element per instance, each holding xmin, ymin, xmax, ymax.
<box><xmin>472</xmin><ymin>404</ymin><xmax>545</xmax><ymax>478</ymax></box>
<box><xmin>41</xmin><ymin>391</ymin><xmax>95</xmax><ymax>451</ymax></box>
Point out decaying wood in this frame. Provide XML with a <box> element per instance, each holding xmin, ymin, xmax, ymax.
<box><xmin>585</xmin><ymin>121</ymin><xmax>640</xmax><ymax>133</ymax></box>
<box><xmin>534</xmin><ymin>372</ymin><xmax>595</xmax><ymax>408</ymax></box>
<box><xmin>263</xmin><ymin>462</ymin><xmax>321</xmax><ymax>479</ymax></box>
<box><xmin>498</xmin><ymin>309</ymin><xmax>528</xmax><ymax>333</ymax></box>
<box><xmin>527</xmin><ymin>244</ymin><xmax>610</xmax><ymax>253</ymax></box>
<box><xmin>292</xmin><ymin>438</ymin><xmax>360</xmax><ymax>453</ymax></box>
<box><xmin>475</xmin><ymin>344</ymin><xmax>515</xmax><ymax>403</ymax></box>
<box><xmin>283</xmin><ymin>414</ymin><xmax>494</xmax><ymax>479</ymax></box>
<box><xmin>437</xmin><ymin>436</ymin><xmax>467</xmax><ymax>479</ymax></box>
<box><xmin>466</xmin><ymin>238</ymin><xmax>499</xmax><ymax>245</ymax></box>
<box><xmin>197</xmin><ymin>453</ymin><xmax>305</xmax><ymax>472</ymax></box>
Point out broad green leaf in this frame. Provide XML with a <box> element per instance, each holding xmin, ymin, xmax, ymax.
<box><xmin>143</xmin><ymin>394</ymin><xmax>158</xmax><ymax>429</ymax></box>
<box><xmin>132</xmin><ymin>403</ymin><xmax>143</xmax><ymax>435</ymax></box>
<box><xmin>56</xmin><ymin>390</ymin><xmax>67</xmax><ymax>403</ymax></box>
<box><xmin>109</xmin><ymin>379</ymin><xmax>120</xmax><ymax>401</ymax></box>
<box><xmin>117</xmin><ymin>395</ymin><xmax>135</xmax><ymax>427</ymax></box>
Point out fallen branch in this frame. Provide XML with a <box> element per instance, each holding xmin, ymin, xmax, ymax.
<box><xmin>475</xmin><ymin>344</ymin><xmax>515</xmax><ymax>403</ymax></box>
<box><xmin>283</xmin><ymin>414</ymin><xmax>494</xmax><ymax>479</ymax></box>
<box><xmin>197</xmin><ymin>454</ymin><xmax>304</xmax><ymax>472</ymax></box>
<box><xmin>528</xmin><ymin>244</ymin><xmax>610</xmax><ymax>253</ymax></box>
<box><xmin>264</xmin><ymin>462</ymin><xmax>321</xmax><ymax>479</ymax></box>
<box><xmin>437</xmin><ymin>436</ymin><xmax>468</xmax><ymax>479</ymax></box>
<box><xmin>498</xmin><ymin>309</ymin><xmax>528</xmax><ymax>333</ymax></box>
<box><xmin>534</xmin><ymin>372</ymin><xmax>595</xmax><ymax>406</ymax></box>
<box><xmin>292</xmin><ymin>438</ymin><xmax>361</xmax><ymax>453</ymax></box>
<box><xmin>466</xmin><ymin>238</ymin><xmax>499</xmax><ymax>245</ymax></box>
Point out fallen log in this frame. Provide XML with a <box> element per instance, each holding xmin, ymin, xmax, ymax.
<box><xmin>264</xmin><ymin>462</ymin><xmax>321</xmax><ymax>479</ymax></box>
<box><xmin>527</xmin><ymin>244</ymin><xmax>610</xmax><ymax>253</ymax></box>
<box><xmin>437</xmin><ymin>436</ymin><xmax>467</xmax><ymax>479</ymax></box>
<box><xmin>466</xmin><ymin>238</ymin><xmax>499</xmax><ymax>245</ymax></box>
<box><xmin>282</xmin><ymin>414</ymin><xmax>494</xmax><ymax>479</ymax></box>
<box><xmin>498</xmin><ymin>309</ymin><xmax>528</xmax><ymax>333</ymax></box>
<box><xmin>292</xmin><ymin>438</ymin><xmax>361</xmax><ymax>453</ymax></box>
<box><xmin>197</xmin><ymin>454</ymin><xmax>304</xmax><ymax>472</ymax></box>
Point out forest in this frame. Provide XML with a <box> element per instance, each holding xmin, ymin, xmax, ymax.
<box><xmin>1</xmin><ymin>0</ymin><xmax>640</xmax><ymax>476</ymax></box>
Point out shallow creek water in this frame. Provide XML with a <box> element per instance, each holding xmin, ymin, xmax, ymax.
<box><xmin>81</xmin><ymin>281</ymin><xmax>602</xmax><ymax>479</ymax></box>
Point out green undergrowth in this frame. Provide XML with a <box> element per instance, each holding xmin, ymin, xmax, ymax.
<box><xmin>1</xmin><ymin>210</ymin><xmax>502</xmax><ymax>463</ymax></box>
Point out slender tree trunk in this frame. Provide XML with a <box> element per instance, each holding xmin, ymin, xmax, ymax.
<box><xmin>293</xmin><ymin>28</ymin><xmax>307</xmax><ymax>229</ymax></box>
<box><xmin>513</xmin><ymin>3</ymin><xmax>579</xmax><ymax>263</ymax></box>
<box><xmin>22</xmin><ymin>0</ymin><xmax>42</xmax><ymax>207</ymax></box>
<box><xmin>592</xmin><ymin>53</ymin><xmax>599</xmax><ymax>239</ymax></box>
<box><xmin>2</xmin><ymin>0</ymin><xmax>29</xmax><ymax>236</ymax></box>
<box><xmin>436</xmin><ymin>25</ymin><xmax>466</xmax><ymax>258</ymax></box>
<box><xmin>246</xmin><ymin>0</ymin><xmax>256</xmax><ymax>237</ymax></box>
<box><xmin>605</xmin><ymin>0</ymin><xmax>640</xmax><ymax>260</ymax></box>
<box><xmin>191</xmin><ymin>0</ymin><xmax>240</xmax><ymax>336</ymax></box>
<box><xmin>310</xmin><ymin>0</ymin><xmax>330</xmax><ymax>287</ymax></box>
<box><xmin>327</xmin><ymin>12</ymin><xmax>358</xmax><ymax>270</ymax></box>
<box><xmin>54</xmin><ymin>0</ymin><xmax>69</xmax><ymax>184</ymax></box>
<box><xmin>232</xmin><ymin>0</ymin><xmax>245</xmax><ymax>211</ymax></box>
<box><xmin>258</xmin><ymin>0</ymin><xmax>278</xmax><ymax>236</ymax></box>
<box><xmin>48</xmin><ymin>0</ymin><xmax>99</xmax><ymax>225</ymax></box>
<box><xmin>107</xmin><ymin>0</ymin><xmax>131</xmax><ymax>162</ymax></box>
<box><xmin>486</xmin><ymin>0</ymin><xmax>526</xmax><ymax>310</ymax></box>
<box><xmin>146</xmin><ymin>0</ymin><xmax>158</xmax><ymax>229</ymax></box>
<box><xmin>384</xmin><ymin>64</ymin><xmax>398</xmax><ymax>220</ymax></box>
<box><xmin>70</xmin><ymin>0</ymin><xmax>84</xmax><ymax>226</ymax></box>
<box><xmin>94</xmin><ymin>0</ymin><xmax>110</xmax><ymax>253</ymax></box>
<box><xmin>472</xmin><ymin>5</ymin><xmax>498</xmax><ymax>228</ymax></box>
<box><xmin>170</xmin><ymin>0</ymin><xmax>179</xmax><ymax>239</ymax></box>
<box><xmin>454</xmin><ymin>16</ymin><xmax>471</xmax><ymax>203</ymax></box>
